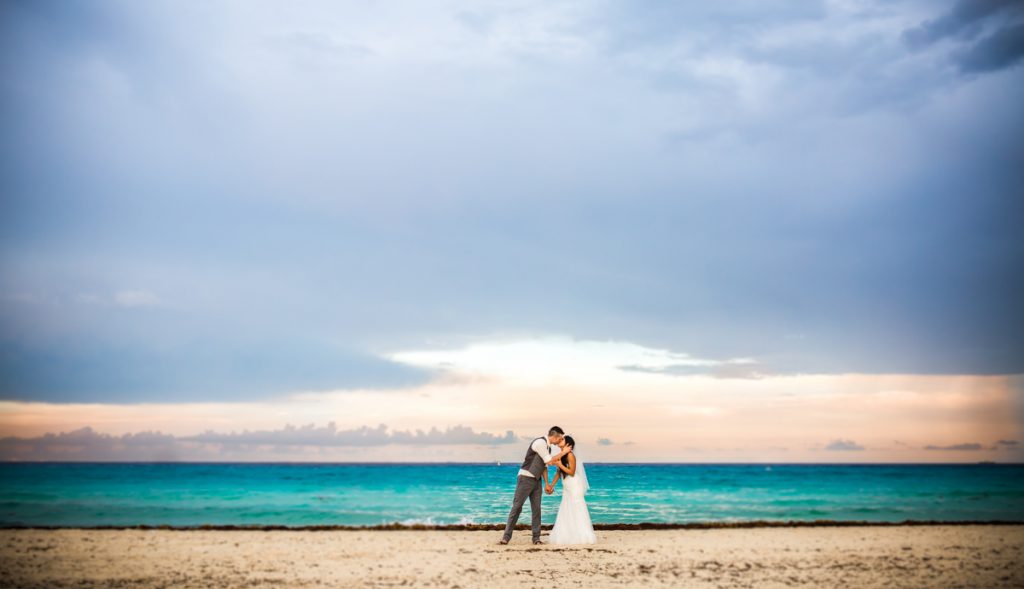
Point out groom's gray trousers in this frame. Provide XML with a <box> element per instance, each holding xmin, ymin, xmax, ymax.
<box><xmin>502</xmin><ymin>474</ymin><xmax>543</xmax><ymax>542</ymax></box>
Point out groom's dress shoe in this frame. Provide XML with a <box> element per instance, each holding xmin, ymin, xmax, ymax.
<box><xmin>532</xmin><ymin>540</ymin><xmax>544</xmax><ymax>545</ymax></box>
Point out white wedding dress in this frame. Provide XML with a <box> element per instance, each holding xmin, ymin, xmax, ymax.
<box><xmin>549</xmin><ymin>457</ymin><xmax>596</xmax><ymax>544</ymax></box>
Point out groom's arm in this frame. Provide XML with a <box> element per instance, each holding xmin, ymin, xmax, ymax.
<box><xmin>544</xmin><ymin>467</ymin><xmax>554</xmax><ymax>493</ymax></box>
<box><xmin>545</xmin><ymin>447</ymin><xmax>570</xmax><ymax>465</ymax></box>
<box><xmin>532</xmin><ymin>438</ymin><xmax>569</xmax><ymax>467</ymax></box>
<box><xmin>532</xmin><ymin>438</ymin><xmax>563</xmax><ymax>465</ymax></box>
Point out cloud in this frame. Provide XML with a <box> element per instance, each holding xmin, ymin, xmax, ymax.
<box><xmin>73</xmin><ymin>293</ymin><xmax>102</xmax><ymax>304</ymax></box>
<box><xmin>0</xmin><ymin>423</ymin><xmax>519</xmax><ymax>461</ymax></box>
<box><xmin>0</xmin><ymin>339</ymin><xmax>433</xmax><ymax>402</ymax></box>
<box><xmin>0</xmin><ymin>371</ymin><xmax>1018</xmax><ymax>463</ymax></box>
<box><xmin>902</xmin><ymin>0</ymin><xmax>1017</xmax><ymax>48</ymax></box>
<box><xmin>924</xmin><ymin>443</ymin><xmax>983</xmax><ymax>451</ymax></box>
<box><xmin>1</xmin><ymin>293</ymin><xmax>39</xmax><ymax>304</ymax></box>
<box><xmin>0</xmin><ymin>427</ymin><xmax>183</xmax><ymax>461</ymax></box>
<box><xmin>619</xmin><ymin>359</ymin><xmax>767</xmax><ymax>380</ymax></box>
<box><xmin>266</xmin><ymin>31</ymin><xmax>372</xmax><ymax>64</ymax></box>
<box><xmin>992</xmin><ymin>439</ymin><xmax>1020</xmax><ymax>451</ymax></box>
<box><xmin>182</xmin><ymin>423</ymin><xmax>517</xmax><ymax>447</ymax></box>
<box><xmin>955</xmin><ymin>21</ymin><xmax>1024</xmax><ymax>72</ymax></box>
<box><xmin>825</xmin><ymin>439</ymin><xmax>865</xmax><ymax>451</ymax></box>
<box><xmin>1</xmin><ymin>0</ymin><xmax>1022</xmax><ymax>406</ymax></box>
<box><xmin>596</xmin><ymin>437</ymin><xmax>613</xmax><ymax>446</ymax></box>
<box><xmin>113</xmin><ymin>289</ymin><xmax>161</xmax><ymax>308</ymax></box>
<box><xmin>391</xmin><ymin>337</ymin><xmax>727</xmax><ymax>387</ymax></box>
<box><xmin>902</xmin><ymin>0</ymin><xmax>1024</xmax><ymax>73</ymax></box>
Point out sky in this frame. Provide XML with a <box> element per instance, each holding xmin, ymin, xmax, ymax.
<box><xmin>1</xmin><ymin>0</ymin><xmax>1022</xmax><ymax>462</ymax></box>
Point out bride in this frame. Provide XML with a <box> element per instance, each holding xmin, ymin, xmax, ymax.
<box><xmin>545</xmin><ymin>435</ymin><xmax>596</xmax><ymax>544</ymax></box>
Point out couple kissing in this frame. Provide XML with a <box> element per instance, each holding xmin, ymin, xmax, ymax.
<box><xmin>499</xmin><ymin>426</ymin><xmax>595</xmax><ymax>546</ymax></box>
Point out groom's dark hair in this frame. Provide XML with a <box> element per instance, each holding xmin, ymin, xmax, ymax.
<box><xmin>548</xmin><ymin>426</ymin><xmax>564</xmax><ymax>436</ymax></box>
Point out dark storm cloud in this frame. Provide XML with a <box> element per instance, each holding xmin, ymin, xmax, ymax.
<box><xmin>902</xmin><ymin>0</ymin><xmax>1024</xmax><ymax>72</ymax></box>
<box><xmin>955</xmin><ymin>21</ymin><xmax>1024</xmax><ymax>72</ymax></box>
<box><xmin>1</xmin><ymin>1</ymin><xmax>1022</xmax><ymax>403</ymax></box>
<box><xmin>902</xmin><ymin>0</ymin><xmax>1018</xmax><ymax>48</ymax></box>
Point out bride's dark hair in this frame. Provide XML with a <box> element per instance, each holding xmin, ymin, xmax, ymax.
<box><xmin>560</xmin><ymin>436</ymin><xmax>576</xmax><ymax>474</ymax></box>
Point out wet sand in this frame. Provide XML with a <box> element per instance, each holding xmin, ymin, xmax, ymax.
<box><xmin>1</xmin><ymin>525</ymin><xmax>1022</xmax><ymax>588</ymax></box>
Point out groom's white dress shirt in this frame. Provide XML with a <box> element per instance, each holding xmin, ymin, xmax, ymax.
<box><xmin>518</xmin><ymin>437</ymin><xmax>555</xmax><ymax>478</ymax></box>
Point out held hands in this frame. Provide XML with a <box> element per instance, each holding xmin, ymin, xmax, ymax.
<box><xmin>545</xmin><ymin>484</ymin><xmax>554</xmax><ymax>494</ymax></box>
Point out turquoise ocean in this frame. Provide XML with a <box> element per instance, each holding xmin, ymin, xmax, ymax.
<box><xmin>1</xmin><ymin>463</ymin><xmax>1022</xmax><ymax>527</ymax></box>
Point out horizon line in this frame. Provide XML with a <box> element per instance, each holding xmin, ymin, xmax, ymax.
<box><xmin>2</xmin><ymin>460</ymin><xmax>1020</xmax><ymax>466</ymax></box>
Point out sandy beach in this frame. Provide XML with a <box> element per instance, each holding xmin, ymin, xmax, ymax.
<box><xmin>1</xmin><ymin>524</ymin><xmax>1021</xmax><ymax>588</ymax></box>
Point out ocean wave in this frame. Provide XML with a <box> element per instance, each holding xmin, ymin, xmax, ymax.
<box><xmin>3</xmin><ymin>463</ymin><xmax>1022</xmax><ymax>527</ymax></box>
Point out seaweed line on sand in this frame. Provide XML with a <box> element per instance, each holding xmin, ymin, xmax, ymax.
<box><xmin>2</xmin><ymin>520</ymin><xmax>1022</xmax><ymax>532</ymax></box>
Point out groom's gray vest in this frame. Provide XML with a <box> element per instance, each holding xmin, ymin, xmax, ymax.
<box><xmin>520</xmin><ymin>437</ymin><xmax>547</xmax><ymax>478</ymax></box>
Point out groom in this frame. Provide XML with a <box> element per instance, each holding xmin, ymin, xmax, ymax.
<box><xmin>499</xmin><ymin>426</ymin><xmax>570</xmax><ymax>545</ymax></box>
